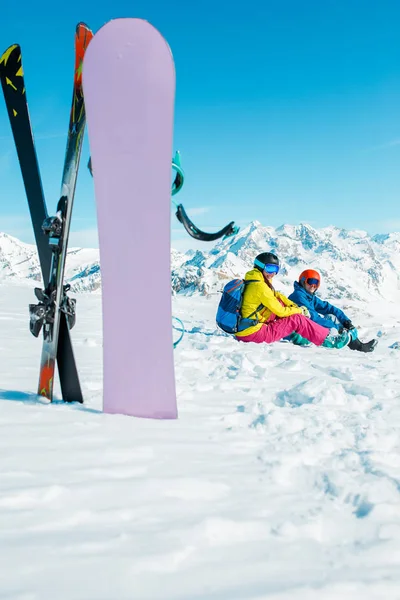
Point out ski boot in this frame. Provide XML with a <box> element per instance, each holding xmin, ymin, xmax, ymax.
<box><xmin>289</xmin><ymin>332</ymin><xmax>312</xmax><ymax>347</ymax></box>
<box><xmin>322</xmin><ymin>328</ymin><xmax>356</xmax><ymax>349</ymax></box>
<box><xmin>348</xmin><ymin>337</ymin><xmax>378</xmax><ymax>353</ymax></box>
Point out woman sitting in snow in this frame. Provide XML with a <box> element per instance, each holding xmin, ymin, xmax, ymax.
<box><xmin>287</xmin><ymin>269</ymin><xmax>377</xmax><ymax>353</ymax></box>
<box><xmin>236</xmin><ymin>252</ymin><xmax>355</xmax><ymax>349</ymax></box>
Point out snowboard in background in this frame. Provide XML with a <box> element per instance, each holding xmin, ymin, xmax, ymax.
<box><xmin>0</xmin><ymin>43</ymin><xmax>83</xmax><ymax>403</ymax></box>
<box><xmin>83</xmin><ymin>19</ymin><xmax>177</xmax><ymax>419</ymax></box>
<box><xmin>37</xmin><ymin>22</ymin><xmax>93</xmax><ymax>401</ymax></box>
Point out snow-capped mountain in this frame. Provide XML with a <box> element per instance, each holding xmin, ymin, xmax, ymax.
<box><xmin>0</xmin><ymin>232</ymin><xmax>42</xmax><ymax>281</ymax></box>
<box><xmin>172</xmin><ymin>221</ymin><xmax>400</xmax><ymax>304</ymax></box>
<box><xmin>2</xmin><ymin>222</ymin><xmax>400</xmax><ymax>303</ymax></box>
<box><xmin>0</xmin><ymin>232</ymin><xmax>100</xmax><ymax>292</ymax></box>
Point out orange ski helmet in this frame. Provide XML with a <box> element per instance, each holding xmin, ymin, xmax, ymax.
<box><xmin>299</xmin><ymin>269</ymin><xmax>321</xmax><ymax>289</ymax></box>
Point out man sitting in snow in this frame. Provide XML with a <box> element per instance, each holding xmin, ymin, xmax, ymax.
<box><xmin>288</xmin><ymin>269</ymin><xmax>377</xmax><ymax>353</ymax></box>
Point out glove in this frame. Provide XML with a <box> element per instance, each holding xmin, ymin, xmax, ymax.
<box><xmin>299</xmin><ymin>306</ymin><xmax>310</xmax><ymax>318</ymax></box>
<box><xmin>342</xmin><ymin>319</ymin><xmax>355</xmax><ymax>330</ymax></box>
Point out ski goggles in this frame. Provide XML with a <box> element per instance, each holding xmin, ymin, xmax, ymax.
<box><xmin>305</xmin><ymin>277</ymin><xmax>320</xmax><ymax>286</ymax></box>
<box><xmin>254</xmin><ymin>259</ymin><xmax>280</xmax><ymax>274</ymax></box>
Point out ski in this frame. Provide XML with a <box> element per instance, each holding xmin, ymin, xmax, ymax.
<box><xmin>0</xmin><ymin>43</ymin><xmax>83</xmax><ymax>403</ymax></box>
<box><xmin>34</xmin><ymin>23</ymin><xmax>93</xmax><ymax>401</ymax></box>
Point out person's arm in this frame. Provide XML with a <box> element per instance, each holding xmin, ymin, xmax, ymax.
<box><xmin>259</xmin><ymin>286</ymin><xmax>302</xmax><ymax>318</ymax></box>
<box><xmin>289</xmin><ymin>289</ymin><xmax>336</xmax><ymax>328</ymax></box>
<box><xmin>314</xmin><ymin>296</ymin><xmax>349</xmax><ymax>324</ymax></box>
<box><xmin>308</xmin><ymin>311</ymin><xmax>337</xmax><ymax>329</ymax></box>
<box><xmin>275</xmin><ymin>291</ymin><xmax>299</xmax><ymax>308</ymax></box>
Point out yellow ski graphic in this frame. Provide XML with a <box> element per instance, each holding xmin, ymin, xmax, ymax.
<box><xmin>5</xmin><ymin>77</ymin><xmax>17</xmax><ymax>91</ymax></box>
<box><xmin>0</xmin><ymin>45</ymin><xmax>18</xmax><ymax>67</ymax></box>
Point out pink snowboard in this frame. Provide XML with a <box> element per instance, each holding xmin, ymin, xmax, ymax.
<box><xmin>83</xmin><ymin>19</ymin><xmax>177</xmax><ymax>418</ymax></box>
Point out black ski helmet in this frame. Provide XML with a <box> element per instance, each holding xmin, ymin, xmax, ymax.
<box><xmin>254</xmin><ymin>252</ymin><xmax>280</xmax><ymax>272</ymax></box>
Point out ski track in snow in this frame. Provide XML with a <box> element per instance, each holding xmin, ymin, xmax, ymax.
<box><xmin>0</xmin><ymin>284</ymin><xmax>400</xmax><ymax>599</ymax></box>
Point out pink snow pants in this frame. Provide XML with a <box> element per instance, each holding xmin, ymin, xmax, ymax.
<box><xmin>236</xmin><ymin>314</ymin><xmax>329</xmax><ymax>346</ymax></box>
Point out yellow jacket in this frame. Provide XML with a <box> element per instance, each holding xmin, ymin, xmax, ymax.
<box><xmin>235</xmin><ymin>269</ymin><xmax>302</xmax><ymax>337</ymax></box>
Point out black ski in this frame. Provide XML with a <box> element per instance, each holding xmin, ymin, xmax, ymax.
<box><xmin>0</xmin><ymin>43</ymin><xmax>83</xmax><ymax>403</ymax></box>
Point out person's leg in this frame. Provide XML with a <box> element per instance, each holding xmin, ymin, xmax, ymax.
<box><xmin>280</xmin><ymin>314</ymin><xmax>329</xmax><ymax>345</ymax></box>
<box><xmin>292</xmin><ymin>316</ymin><xmax>355</xmax><ymax>349</ymax></box>
<box><xmin>237</xmin><ymin>314</ymin><xmax>329</xmax><ymax>345</ymax></box>
<box><xmin>288</xmin><ymin>332</ymin><xmax>312</xmax><ymax>346</ymax></box>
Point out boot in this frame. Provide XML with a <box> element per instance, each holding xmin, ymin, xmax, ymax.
<box><xmin>348</xmin><ymin>338</ymin><xmax>378</xmax><ymax>353</ymax></box>
<box><xmin>322</xmin><ymin>329</ymin><xmax>351</xmax><ymax>349</ymax></box>
<box><xmin>290</xmin><ymin>332</ymin><xmax>312</xmax><ymax>347</ymax></box>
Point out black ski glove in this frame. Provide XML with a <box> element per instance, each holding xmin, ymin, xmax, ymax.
<box><xmin>342</xmin><ymin>319</ymin><xmax>355</xmax><ymax>330</ymax></box>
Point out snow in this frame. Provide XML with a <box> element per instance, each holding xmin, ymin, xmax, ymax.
<box><xmin>1</xmin><ymin>282</ymin><xmax>400</xmax><ymax>599</ymax></box>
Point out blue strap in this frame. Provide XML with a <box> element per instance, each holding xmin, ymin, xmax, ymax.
<box><xmin>172</xmin><ymin>316</ymin><xmax>185</xmax><ymax>349</ymax></box>
<box><xmin>237</xmin><ymin>280</ymin><xmax>263</xmax><ymax>331</ymax></box>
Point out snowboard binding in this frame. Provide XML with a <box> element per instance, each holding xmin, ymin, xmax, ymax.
<box><xmin>89</xmin><ymin>148</ymin><xmax>239</xmax><ymax>241</ymax></box>
<box><xmin>175</xmin><ymin>203</ymin><xmax>239</xmax><ymax>242</ymax></box>
<box><xmin>171</xmin><ymin>150</ymin><xmax>184</xmax><ymax>196</ymax></box>
<box><xmin>170</xmin><ymin>151</ymin><xmax>239</xmax><ymax>241</ymax></box>
<box><xmin>89</xmin><ymin>151</ymin><xmax>186</xmax><ymax>196</ymax></box>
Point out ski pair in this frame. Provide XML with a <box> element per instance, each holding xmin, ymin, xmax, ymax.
<box><xmin>0</xmin><ymin>23</ymin><xmax>93</xmax><ymax>403</ymax></box>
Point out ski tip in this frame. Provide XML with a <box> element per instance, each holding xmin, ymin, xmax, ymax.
<box><xmin>75</xmin><ymin>22</ymin><xmax>94</xmax><ymax>44</ymax></box>
<box><xmin>0</xmin><ymin>44</ymin><xmax>21</xmax><ymax>69</ymax></box>
<box><xmin>74</xmin><ymin>23</ymin><xmax>94</xmax><ymax>87</ymax></box>
<box><xmin>76</xmin><ymin>22</ymin><xmax>92</xmax><ymax>32</ymax></box>
<box><xmin>75</xmin><ymin>22</ymin><xmax>94</xmax><ymax>50</ymax></box>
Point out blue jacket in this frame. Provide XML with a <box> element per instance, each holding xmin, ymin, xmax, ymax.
<box><xmin>288</xmin><ymin>281</ymin><xmax>349</xmax><ymax>330</ymax></box>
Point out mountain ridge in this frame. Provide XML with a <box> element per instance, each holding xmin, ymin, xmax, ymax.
<box><xmin>1</xmin><ymin>222</ymin><xmax>399</xmax><ymax>303</ymax></box>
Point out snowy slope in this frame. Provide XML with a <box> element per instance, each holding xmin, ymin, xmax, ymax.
<box><xmin>0</xmin><ymin>283</ymin><xmax>400</xmax><ymax>599</ymax></box>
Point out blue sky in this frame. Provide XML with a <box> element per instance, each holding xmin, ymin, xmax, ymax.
<box><xmin>1</xmin><ymin>0</ymin><xmax>400</xmax><ymax>251</ymax></box>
